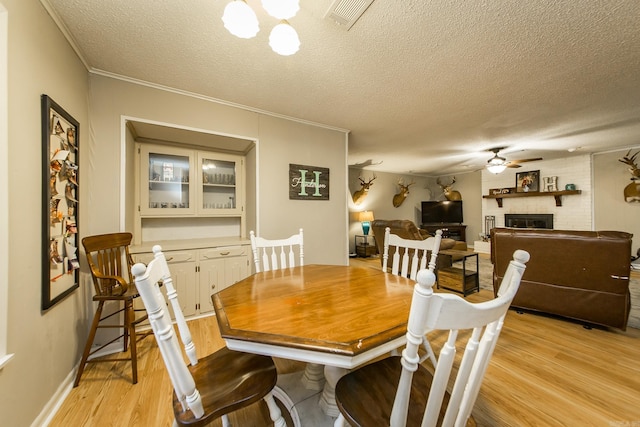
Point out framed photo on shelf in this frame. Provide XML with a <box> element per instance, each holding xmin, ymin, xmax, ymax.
<box><xmin>515</xmin><ymin>170</ymin><xmax>540</xmax><ymax>193</ymax></box>
<box><xmin>41</xmin><ymin>95</ymin><xmax>80</xmax><ymax>310</ymax></box>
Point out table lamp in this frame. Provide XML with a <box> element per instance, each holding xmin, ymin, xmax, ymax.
<box><xmin>359</xmin><ymin>211</ymin><xmax>374</xmax><ymax>235</ymax></box>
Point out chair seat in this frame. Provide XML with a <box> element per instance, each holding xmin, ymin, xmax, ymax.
<box><xmin>92</xmin><ymin>285</ymin><xmax>140</xmax><ymax>301</ymax></box>
<box><xmin>173</xmin><ymin>346</ymin><xmax>278</xmax><ymax>427</ymax></box>
<box><xmin>336</xmin><ymin>356</ymin><xmax>476</xmax><ymax>427</ymax></box>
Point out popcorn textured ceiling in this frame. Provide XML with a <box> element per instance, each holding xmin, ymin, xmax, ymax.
<box><xmin>43</xmin><ymin>0</ymin><xmax>640</xmax><ymax>175</ymax></box>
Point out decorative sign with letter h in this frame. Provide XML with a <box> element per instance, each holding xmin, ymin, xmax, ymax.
<box><xmin>289</xmin><ymin>163</ymin><xmax>330</xmax><ymax>200</ymax></box>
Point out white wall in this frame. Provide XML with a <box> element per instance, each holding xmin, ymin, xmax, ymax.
<box><xmin>1</xmin><ymin>1</ymin><xmax>89</xmax><ymax>426</ymax></box>
<box><xmin>348</xmin><ymin>169</ymin><xmax>430</xmax><ymax>252</ymax></box>
<box><xmin>86</xmin><ymin>74</ymin><xmax>348</xmax><ymax>267</ymax></box>
<box><xmin>594</xmin><ymin>148</ymin><xmax>640</xmax><ymax>252</ymax></box>
<box><xmin>482</xmin><ymin>155</ymin><xmax>593</xmax><ymax>231</ymax></box>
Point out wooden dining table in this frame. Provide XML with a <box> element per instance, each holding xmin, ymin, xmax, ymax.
<box><xmin>212</xmin><ymin>264</ymin><xmax>417</xmax><ymax>421</ymax></box>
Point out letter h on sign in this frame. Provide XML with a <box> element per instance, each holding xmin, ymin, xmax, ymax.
<box><xmin>289</xmin><ymin>163</ymin><xmax>330</xmax><ymax>200</ymax></box>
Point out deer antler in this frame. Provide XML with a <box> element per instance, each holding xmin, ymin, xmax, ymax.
<box><xmin>619</xmin><ymin>150</ymin><xmax>640</xmax><ymax>179</ymax></box>
<box><xmin>436</xmin><ymin>176</ymin><xmax>455</xmax><ymax>187</ymax></box>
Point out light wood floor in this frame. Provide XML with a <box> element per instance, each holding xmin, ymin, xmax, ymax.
<box><xmin>50</xmin><ymin>257</ymin><xmax>640</xmax><ymax>426</ymax></box>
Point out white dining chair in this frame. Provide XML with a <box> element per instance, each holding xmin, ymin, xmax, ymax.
<box><xmin>250</xmin><ymin>228</ymin><xmax>304</xmax><ymax>272</ymax></box>
<box><xmin>131</xmin><ymin>245</ymin><xmax>287</xmax><ymax>427</ymax></box>
<box><xmin>383</xmin><ymin>226</ymin><xmax>443</xmax><ymax>366</ymax></box>
<box><xmin>334</xmin><ymin>250</ymin><xmax>530</xmax><ymax>427</ymax></box>
<box><xmin>382</xmin><ymin>226</ymin><xmax>443</xmax><ymax>280</ymax></box>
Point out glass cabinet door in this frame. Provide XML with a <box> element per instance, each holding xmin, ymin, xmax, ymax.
<box><xmin>199</xmin><ymin>152</ymin><xmax>242</xmax><ymax>214</ymax></box>
<box><xmin>140</xmin><ymin>145</ymin><xmax>195</xmax><ymax>215</ymax></box>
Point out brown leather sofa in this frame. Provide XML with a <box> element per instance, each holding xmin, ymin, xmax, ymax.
<box><xmin>491</xmin><ymin>228</ymin><xmax>633</xmax><ymax>330</ymax></box>
<box><xmin>371</xmin><ymin>219</ymin><xmax>458</xmax><ymax>270</ymax></box>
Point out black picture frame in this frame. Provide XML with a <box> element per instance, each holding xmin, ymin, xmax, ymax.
<box><xmin>515</xmin><ymin>170</ymin><xmax>540</xmax><ymax>193</ymax></box>
<box><xmin>41</xmin><ymin>95</ymin><xmax>80</xmax><ymax>310</ymax></box>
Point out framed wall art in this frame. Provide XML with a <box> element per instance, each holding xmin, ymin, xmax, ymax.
<box><xmin>41</xmin><ymin>95</ymin><xmax>80</xmax><ymax>310</ymax></box>
<box><xmin>289</xmin><ymin>163</ymin><xmax>330</xmax><ymax>200</ymax></box>
<box><xmin>515</xmin><ymin>170</ymin><xmax>540</xmax><ymax>193</ymax></box>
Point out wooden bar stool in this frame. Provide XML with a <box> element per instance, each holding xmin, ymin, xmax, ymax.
<box><xmin>73</xmin><ymin>232</ymin><xmax>151</xmax><ymax>387</ymax></box>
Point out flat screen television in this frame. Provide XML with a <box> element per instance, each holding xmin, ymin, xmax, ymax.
<box><xmin>421</xmin><ymin>200</ymin><xmax>463</xmax><ymax>224</ymax></box>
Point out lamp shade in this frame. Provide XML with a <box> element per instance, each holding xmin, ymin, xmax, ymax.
<box><xmin>269</xmin><ymin>20</ymin><xmax>300</xmax><ymax>56</ymax></box>
<box><xmin>261</xmin><ymin>0</ymin><xmax>300</xmax><ymax>19</ymax></box>
<box><xmin>359</xmin><ymin>211</ymin><xmax>374</xmax><ymax>222</ymax></box>
<box><xmin>222</xmin><ymin>0</ymin><xmax>260</xmax><ymax>39</ymax></box>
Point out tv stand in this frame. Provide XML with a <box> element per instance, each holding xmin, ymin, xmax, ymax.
<box><xmin>421</xmin><ymin>224</ymin><xmax>466</xmax><ymax>241</ymax></box>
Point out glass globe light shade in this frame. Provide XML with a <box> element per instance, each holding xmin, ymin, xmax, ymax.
<box><xmin>261</xmin><ymin>0</ymin><xmax>300</xmax><ymax>19</ymax></box>
<box><xmin>269</xmin><ymin>21</ymin><xmax>300</xmax><ymax>56</ymax></box>
<box><xmin>222</xmin><ymin>0</ymin><xmax>259</xmax><ymax>39</ymax></box>
<box><xmin>486</xmin><ymin>164</ymin><xmax>507</xmax><ymax>174</ymax></box>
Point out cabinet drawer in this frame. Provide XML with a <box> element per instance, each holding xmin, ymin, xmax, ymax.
<box><xmin>199</xmin><ymin>246</ymin><xmax>247</xmax><ymax>260</ymax></box>
<box><xmin>133</xmin><ymin>249</ymin><xmax>196</xmax><ymax>265</ymax></box>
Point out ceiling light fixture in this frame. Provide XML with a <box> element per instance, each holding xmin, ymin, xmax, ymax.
<box><xmin>222</xmin><ymin>0</ymin><xmax>301</xmax><ymax>56</ymax></box>
<box><xmin>261</xmin><ymin>0</ymin><xmax>300</xmax><ymax>20</ymax></box>
<box><xmin>486</xmin><ymin>153</ymin><xmax>507</xmax><ymax>174</ymax></box>
<box><xmin>222</xmin><ymin>0</ymin><xmax>260</xmax><ymax>39</ymax></box>
<box><xmin>486</xmin><ymin>164</ymin><xmax>507</xmax><ymax>174</ymax></box>
<box><xmin>269</xmin><ymin>20</ymin><xmax>300</xmax><ymax>56</ymax></box>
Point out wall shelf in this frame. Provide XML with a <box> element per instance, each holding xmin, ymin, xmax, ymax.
<box><xmin>483</xmin><ymin>190</ymin><xmax>582</xmax><ymax>207</ymax></box>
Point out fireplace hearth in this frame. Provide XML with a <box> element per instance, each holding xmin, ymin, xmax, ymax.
<box><xmin>504</xmin><ymin>214</ymin><xmax>553</xmax><ymax>229</ymax></box>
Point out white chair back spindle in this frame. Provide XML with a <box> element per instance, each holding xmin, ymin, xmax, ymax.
<box><xmin>335</xmin><ymin>250</ymin><xmax>530</xmax><ymax>427</ymax></box>
<box><xmin>383</xmin><ymin>227</ymin><xmax>443</xmax><ymax>365</ymax></box>
<box><xmin>400</xmin><ymin>250</ymin><xmax>528</xmax><ymax>426</ymax></box>
<box><xmin>382</xmin><ymin>227</ymin><xmax>443</xmax><ymax>280</ymax></box>
<box><xmin>131</xmin><ymin>245</ymin><xmax>204</xmax><ymax>418</ymax></box>
<box><xmin>250</xmin><ymin>228</ymin><xmax>304</xmax><ymax>272</ymax></box>
<box><xmin>132</xmin><ymin>245</ymin><xmax>287</xmax><ymax>427</ymax></box>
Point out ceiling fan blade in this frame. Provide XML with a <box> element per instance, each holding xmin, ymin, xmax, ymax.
<box><xmin>506</xmin><ymin>163</ymin><xmax>522</xmax><ymax>168</ymax></box>
<box><xmin>508</xmin><ymin>157</ymin><xmax>543</xmax><ymax>165</ymax></box>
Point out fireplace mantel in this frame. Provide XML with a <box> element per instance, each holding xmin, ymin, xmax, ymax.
<box><xmin>483</xmin><ymin>189</ymin><xmax>581</xmax><ymax>208</ymax></box>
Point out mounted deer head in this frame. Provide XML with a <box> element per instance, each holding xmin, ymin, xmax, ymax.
<box><xmin>352</xmin><ymin>174</ymin><xmax>377</xmax><ymax>205</ymax></box>
<box><xmin>436</xmin><ymin>176</ymin><xmax>462</xmax><ymax>201</ymax></box>
<box><xmin>618</xmin><ymin>150</ymin><xmax>640</xmax><ymax>203</ymax></box>
<box><xmin>392</xmin><ymin>179</ymin><xmax>415</xmax><ymax>207</ymax></box>
<box><xmin>619</xmin><ymin>149</ymin><xmax>640</xmax><ymax>180</ymax></box>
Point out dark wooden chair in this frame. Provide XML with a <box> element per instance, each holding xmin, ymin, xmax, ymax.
<box><xmin>73</xmin><ymin>232</ymin><xmax>151</xmax><ymax>387</ymax></box>
<box><xmin>131</xmin><ymin>245</ymin><xmax>287</xmax><ymax>427</ymax></box>
<box><xmin>334</xmin><ymin>250</ymin><xmax>530</xmax><ymax>427</ymax></box>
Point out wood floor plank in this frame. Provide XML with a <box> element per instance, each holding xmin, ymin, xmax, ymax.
<box><xmin>50</xmin><ymin>257</ymin><xmax>640</xmax><ymax>426</ymax></box>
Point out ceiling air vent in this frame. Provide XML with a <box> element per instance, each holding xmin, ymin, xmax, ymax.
<box><xmin>324</xmin><ymin>0</ymin><xmax>375</xmax><ymax>31</ymax></box>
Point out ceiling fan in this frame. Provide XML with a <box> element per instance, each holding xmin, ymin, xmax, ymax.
<box><xmin>485</xmin><ymin>147</ymin><xmax>542</xmax><ymax>174</ymax></box>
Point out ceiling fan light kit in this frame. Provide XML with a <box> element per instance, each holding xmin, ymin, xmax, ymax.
<box><xmin>486</xmin><ymin>164</ymin><xmax>507</xmax><ymax>174</ymax></box>
<box><xmin>485</xmin><ymin>147</ymin><xmax>543</xmax><ymax>174</ymax></box>
<box><xmin>222</xmin><ymin>0</ymin><xmax>301</xmax><ymax>55</ymax></box>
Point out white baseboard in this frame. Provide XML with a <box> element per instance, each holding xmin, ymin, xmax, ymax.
<box><xmin>33</xmin><ymin>366</ymin><xmax>76</xmax><ymax>427</ymax></box>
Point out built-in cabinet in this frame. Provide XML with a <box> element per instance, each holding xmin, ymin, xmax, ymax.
<box><xmin>138</xmin><ymin>143</ymin><xmax>243</xmax><ymax>218</ymax></box>
<box><xmin>132</xmin><ymin>142</ymin><xmax>250</xmax><ymax>320</ymax></box>
<box><xmin>131</xmin><ymin>242</ymin><xmax>250</xmax><ymax>318</ymax></box>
